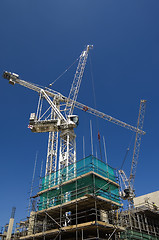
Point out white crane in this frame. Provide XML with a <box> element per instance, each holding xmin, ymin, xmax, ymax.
<box><xmin>119</xmin><ymin>100</ymin><xmax>146</xmax><ymax>205</ymax></box>
<box><xmin>3</xmin><ymin>46</ymin><xmax>145</xmax><ymax>186</ymax></box>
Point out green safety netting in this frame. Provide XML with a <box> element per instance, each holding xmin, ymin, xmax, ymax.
<box><xmin>41</xmin><ymin>156</ymin><xmax>116</xmax><ymax>191</ymax></box>
<box><xmin>38</xmin><ymin>158</ymin><xmax>120</xmax><ymax>211</ymax></box>
<box><xmin>120</xmin><ymin>229</ymin><xmax>159</xmax><ymax>240</ymax></box>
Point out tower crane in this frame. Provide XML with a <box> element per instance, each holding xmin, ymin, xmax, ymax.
<box><xmin>3</xmin><ymin>45</ymin><xmax>93</xmax><ymax>182</ymax></box>
<box><xmin>2</xmin><ymin>45</ymin><xmax>146</xmax><ymax>186</ymax></box>
<box><xmin>119</xmin><ymin>100</ymin><xmax>146</xmax><ymax>205</ymax></box>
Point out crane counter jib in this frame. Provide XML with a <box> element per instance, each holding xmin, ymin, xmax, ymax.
<box><xmin>2</xmin><ymin>71</ymin><xmax>66</xmax><ymax>101</ymax></box>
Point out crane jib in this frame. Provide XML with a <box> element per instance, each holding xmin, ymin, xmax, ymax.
<box><xmin>3</xmin><ymin>71</ymin><xmax>145</xmax><ymax>135</ymax></box>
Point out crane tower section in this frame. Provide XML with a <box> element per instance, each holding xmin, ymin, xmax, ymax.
<box><xmin>65</xmin><ymin>45</ymin><xmax>93</xmax><ymax>118</ymax></box>
<box><xmin>119</xmin><ymin>99</ymin><xmax>146</xmax><ymax>204</ymax></box>
<box><xmin>59</xmin><ymin>45</ymin><xmax>93</xmax><ymax>179</ymax></box>
<box><xmin>129</xmin><ymin>99</ymin><xmax>146</xmax><ymax>188</ymax></box>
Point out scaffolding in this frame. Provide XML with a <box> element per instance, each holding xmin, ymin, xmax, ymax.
<box><xmin>120</xmin><ymin>203</ymin><xmax>159</xmax><ymax>239</ymax></box>
<box><xmin>13</xmin><ymin>156</ymin><xmax>159</xmax><ymax>240</ymax></box>
<box><xmin>13</xmin><ymin>201</ymin><xmax>159</xmax><ymax>240</ymax></box>
<box><xmin>14</xmin><ymin>156</ymin><xmax>124</xmax><ymax>240</ymax></box>
<box><xmin>35</xmin><ymin>156</ymin><xmax>120</xmax><ymax>211</ymax></box>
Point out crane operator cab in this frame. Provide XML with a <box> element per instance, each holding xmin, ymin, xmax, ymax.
<box><xmin>120</xmin><ymin>188</ymin><xmax>135</xmax><ymax>200</ymax></box>
<box><xmin>67</xmin><ymin>115</ymin><xmax>79</xmax><ymax>127</ymax></box>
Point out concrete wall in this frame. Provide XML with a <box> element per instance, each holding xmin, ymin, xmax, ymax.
<box><xmin>134</xmin><ymin>190</ymin><xmax>159</xmax><ymax>208</ymax></box>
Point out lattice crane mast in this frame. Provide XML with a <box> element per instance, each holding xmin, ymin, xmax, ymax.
<box><xmin>119</xmin><ymin>100</ymin><xmax>146</xmax><ymax>204</ymax></box>
<box><xmin>59</xmin><ymin>45</ymin><xmax>93</xmax><ymax>178</ymax></box>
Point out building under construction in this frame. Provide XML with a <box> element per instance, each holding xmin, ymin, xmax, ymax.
<box><xmin>2</xmin><ymin>47</ymin><xmax>159</xmax><ymax>239</ymax></box>
<box><xmin>1</xmin><ymin>156</ymin><xmax>157</xmax><ymax>240</ymax></box>
<box><xmin>13</xmin><ymin>155</ymin><xmax>124</xmax><ymax>240</ymax></box>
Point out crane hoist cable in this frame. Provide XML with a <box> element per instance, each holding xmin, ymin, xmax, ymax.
<box><xmin>89</xmin><ymin>52</ymin><xmax>102</xmax><ymax>161</ymax></box>
<box><xmin>120</xmin><ymin>132</ymin><xmax>135</xmax><ymax>170</ymax></box>
<box><xmin>48</xmin><ymin>55</ymin><xmax>80</xmax><ymax>87</ymax></box>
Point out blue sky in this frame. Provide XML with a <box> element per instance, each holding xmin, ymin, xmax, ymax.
<box><xmin>0</xmin><ymin>0</ymin><xmax>159</xmax><ymax>230</ymax></box>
